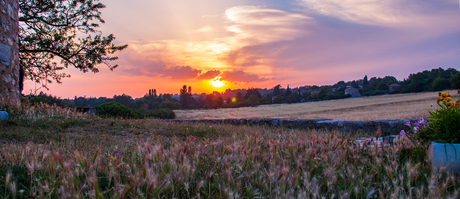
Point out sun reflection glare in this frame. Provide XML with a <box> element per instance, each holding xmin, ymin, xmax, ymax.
<box><xmin>210</xmin><ymin>76</ymin><xmax>225</xmax><ymax>88</ymax></box>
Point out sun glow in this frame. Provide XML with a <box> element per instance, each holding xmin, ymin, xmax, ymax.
<box><xmin>210</xmin><ymin>77</ymin><xmax>225</xmax><ymax>88</ymax></box>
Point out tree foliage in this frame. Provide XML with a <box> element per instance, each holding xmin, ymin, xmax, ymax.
<box><xmin>451</xmin><ymin>73</ymin><xmax>460</xmax><ymax>89</ymax></box>
<box><xmin>19</xmin><ymin>0</ymin><xmax>127</xmax><ymax>88</ymax></box>
<box><xmin>95</xmin><ymin>102</ymin><xmax>142</xmax><ymax>119</ymax></box>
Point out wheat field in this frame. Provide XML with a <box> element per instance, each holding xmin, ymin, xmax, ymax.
<box><xmin>175</xmin><ymin>90</ymin><xmax>459</xmax><ymax>121</ymax></box>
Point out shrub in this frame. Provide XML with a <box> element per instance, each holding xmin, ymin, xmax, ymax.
<box><xmin>159</xmin><ymin>100</ymin><xmax>181</xmax><ymax>110</ymax></box>
<box><xmin>95</xmin><ymin>102</ymin><xmax>143</xmax><ymax>119</ymax></box>
<box><xmin>145</xmin><ymin>108</ymin><xmax>175</xmax><ymax>119</ymax></box>
<box><xmin>417</xmin><ymin>91</ymin><xmax>460</xmax><ymax>143</ymax></box>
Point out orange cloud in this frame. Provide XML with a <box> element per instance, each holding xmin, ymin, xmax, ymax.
<box><xmin>120</xmin><ymin>6</ymin><xmax>311</xmax><ymax>80</ymax></box>
<box><xmin>197</xmin><ymin>70</ymin><xmax>221</xmax><ymax>80</ymax></box>
<box><xmin>161</xmin><ymin>66</ymin><xmax>202</xmax><ymax>79</ymax></box>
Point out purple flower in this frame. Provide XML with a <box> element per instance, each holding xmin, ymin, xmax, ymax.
<box><xmin>413</xmin><ymin>126</ymin><xmax>419</xmax><ymax>133</ymax></box>
<box><xmin>400</xmin><ymin>130</ymin><xmax>406</xmax><ymax>135</ymax></box>
<box><xmin>404</xmin><ymin>121</ymin><xmax>411</xmax><ymax>127</ymax></box>
<box><xmin>414</xmin><ymin>121</ymin><xmax>420</xmax><ymax>126</ymax></box>
<box><xmin>114</xmin><ymin>148</ymin><xmax>122</xmax><ymax>155</ymax></box>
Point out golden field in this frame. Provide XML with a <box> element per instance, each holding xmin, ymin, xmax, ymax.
<box><xmin>175</xmin><ymin>90</ymin><xmax>459</xmax><ymax>121</ymax></box>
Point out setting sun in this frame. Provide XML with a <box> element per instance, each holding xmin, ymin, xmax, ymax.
<box><xmin>210</xmin><ymin>77</ymin><xmax>225</xmax><ymax>88</ymax></box>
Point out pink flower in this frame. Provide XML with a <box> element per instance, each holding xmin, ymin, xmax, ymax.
<box><xmin>413</xmin><ymin>126</ymin><xmax>419</xmax><ymax>133</ymax></box>
<box><xmin>404</xmin><ymin>121</ymin><xmax>411</xmax><ymax>127</ymax></box>
<box><xmin>400</xmin><ymin>130</ymin><xmax>406</xmax><ymax>135</ymax></box>
<box><xmin>419</xmin><ymin>118</ymin><xmax>426</xmax><ymax>123</ymax></box>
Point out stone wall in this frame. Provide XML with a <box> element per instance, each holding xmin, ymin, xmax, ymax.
<box><xmin>165</xmin><ymin>118</ymin><xmax>421</xmax><ymax>135</ymax></box>
<box><xmin>0</xmin><ymin>0</ymin><xmax>19</xmax><ymax>105</ymax></box>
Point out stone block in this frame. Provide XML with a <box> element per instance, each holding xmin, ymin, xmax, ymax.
<box><xmin>0</xmin><ymin>42</ymin><xmax>11</xmax><ymax>65</ymax></box>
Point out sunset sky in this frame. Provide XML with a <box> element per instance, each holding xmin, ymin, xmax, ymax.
<box><xmin>24</xmin><ymin>0</ymin><xmax>460</xmax><ymax>98</ymax></box>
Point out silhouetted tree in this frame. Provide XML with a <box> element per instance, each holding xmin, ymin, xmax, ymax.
<box><xmin>363</xmin><ymin>75</ymin><xmax>368</xmax><ymax>87</ymax></box>
<box><xmin>273</xmin><ymin>84</ymin><xmax>281</xmax><ymax>96</ymax></box>
<box><xmin>113</xmin><ymin>94</ymin><xmax>135</xmax><ymax>108</ymax></box>
<box><xmin>19</xmin><ymin>0</ymin><xmax>127</xmax><ymax>88</ymax></box>
<box><xmin>235</xmin><ymin>92</ymin><xmax>243</xmax><ymax>103</ymax></box>
<box><xmin>285</xmin><ymin>85</ymin><xmax>292</xmax><ymax>96</ymax></box>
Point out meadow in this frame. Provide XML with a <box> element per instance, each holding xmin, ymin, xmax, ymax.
<box><xmin>1</xmin><ymin>91</ymin><xmax>460</xmax><ymax>198</ymax></box>
<box><xmin>175</xmin><ymin>90</ymin><xmax>459</xmax><ymax>121</ymax></box>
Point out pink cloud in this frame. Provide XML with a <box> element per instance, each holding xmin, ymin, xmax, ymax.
<box><xmin>161</xmin><ymin>66</ymin><xmax>202</xmax><ymax>80</ymax></box>
<box><xmin>220</xmin><ymin>70</ymin><xmax>270</xmax><ymax>83</ymax></box>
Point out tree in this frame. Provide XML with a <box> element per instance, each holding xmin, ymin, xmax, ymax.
<box><xmin>19</xmin><ymin>0</ymin><xmax>127</xmax><ymax>88</ymax></box>
<box><xmin>273</xmin><ymin>84</ymin><xmax>281</xmax><ymax>96</ymax></box>
<box><xmin>180</xmin><ymin>85</ymin><xmax>190</xmax><ymax>109</ymax></box>
<box><xmin>363</xmin><ymin>75</ymin><xmax>368</xmax><ymax>87</ymax></box>
<box><xmin>451</xmin><ymin>73</ymin><xmax>460</xmax><ymax>89</ymax></box>
<box><xmin>431</xmin><ymin>77</ymin><xmax>451</xmax><ymax>91</ymax></box>
<box><xmin>244</xmin><ymin>88</ymin><xmax>261</xmax><ymax>100</ymax></box>
<box><xmin>235</xmin><ymin>92</ymin><xmax>243</xmax><ymax>103</ymax></box>
<box><xmin>376</xmin><ymin>82</ymin><xmax>389</xmax><ymax>91</ymax></box>
<box><xmin>113</xmin><ymin>94</ymin><xmax>135</xmax><ymax>108</ymax></box>
<box><xmin>285</xmin><ymin>85</ymin><xmax>292</xmax><ymax>96</ymax></box>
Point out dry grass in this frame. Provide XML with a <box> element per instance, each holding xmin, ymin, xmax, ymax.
<box><xmin>175</xmin><ymin>90</ymin><xmax>459</xmax><ymax>121</ymax></box>
<box><xmin>1</xmin><ymin>103</ymin><xmax>460</xmax><ymax>198</ymax></box>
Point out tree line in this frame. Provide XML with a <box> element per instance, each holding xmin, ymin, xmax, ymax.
<box><xmin>25</xmin><ymin>67</ymin><xmax>460</xmax><ymax>119</ymax></box>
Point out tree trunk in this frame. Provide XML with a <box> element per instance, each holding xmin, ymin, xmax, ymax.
<box><xmin>0</xmin><ymin>0</ymin><xmax>19</xmax><ymax>105</ymax></box>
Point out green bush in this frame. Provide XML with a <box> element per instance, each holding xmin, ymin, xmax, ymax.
<box><xmin>95</xmin><ymin>102</ymin><xmax>143</xmax><ymax>119</ymax></box>
<box><xmin>417</xmin><ymin>91</ymin><xmax>460</xmax><ymax>143</ymax></box>
<box><xmin>145</xmin><ymin>108</ymin><xmax>175</xmax><ymax>119</ymax></box>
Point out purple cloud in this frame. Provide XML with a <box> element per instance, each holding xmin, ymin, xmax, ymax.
<box><xmin>220</xmin><ymin>70</ymin><xmax>270</xmax><ymax>83</ymax></box>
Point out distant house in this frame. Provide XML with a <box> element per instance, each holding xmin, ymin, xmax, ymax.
<box><xmin>345</xmin><ymin>86</ymin><xmax>361</xmax><ymax>97</ymax></box>
<box><xmin>299</xmin><ymin>89</ymin><xmax>308</xmax><ymax>94</ymax></box>
<box><xmin>310</xmin><ymin>89</ymin><xmax>321</xmax><ymax>96</ymax></box>
<box><xmin>388</xmin><ymin>83</ymin><xmax>400</xmax><ymax>91</ymax></box>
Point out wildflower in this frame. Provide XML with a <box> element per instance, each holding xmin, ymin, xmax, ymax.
<box><xmin>444</xmin><ymin>97</ymin><xmax>452</xmax><ymax>102</ymax></box>
<box><xmin>413</xmin><ymin>126</ymin><xmax>419</xmax><ymax>133</ymax></box>
<box><xmin>414</xmin><ymin>121</ymin><xmax>420</xmax><ymax>126</ymax></box>
<box><xmin>404</xmin><ymin>121</ymin><xmax>411</xmax><ymax>127</ymax></box>
<box><xmin>400</xmin><ymin>130</ymin><xmax>406</xmax><ymax>136</ymax></box>
<box><xmin>440</xmin><ymin>92</ymin><xmax>447</xmax><ymax>97</ymax></box>
<box><xmin>419</xmin><ymin>118</ymin><xmax>426</xmax><ymax>124</ymax></box>
<box><xmin>114</xmin><ymin>148</ymin><xmax>122</xmax><ymax>156</ymax></box>
<box><xmin>437</xmin><ymin>96</ymin><xmax>444</xmax><ymax>102</ymax></box>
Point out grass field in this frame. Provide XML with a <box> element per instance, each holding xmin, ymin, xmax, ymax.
<box><xmin>1</xmin><ymin>102</ymin><xmax>460</xmax><ymax>198</ymax></box>
<box><xmin>175</xmin><ymin>90</ymin><xmax>459</xmax><ymax>121</ymax></box>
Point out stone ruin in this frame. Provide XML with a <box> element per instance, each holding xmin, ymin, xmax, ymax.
<box><xmin>0</xmin><ymin>0</ymin><xmax>19</xmax><ymax>105</ymax></box>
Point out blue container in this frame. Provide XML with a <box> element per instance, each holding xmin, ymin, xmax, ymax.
<box><xmin>427</xmin><ymin>142</ymin><xmax>460</xmax><ymax>173</ymax></box>
<box><xmin>0</xmin><ymin>111</ymin><xmax>8</xmax><ymax>121</ymax></box>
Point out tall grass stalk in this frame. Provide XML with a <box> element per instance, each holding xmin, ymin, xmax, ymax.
<box><xmin>1</xmin><ymin>104</ymin><xmax>459</xmax><ymax>198</ymax></box>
